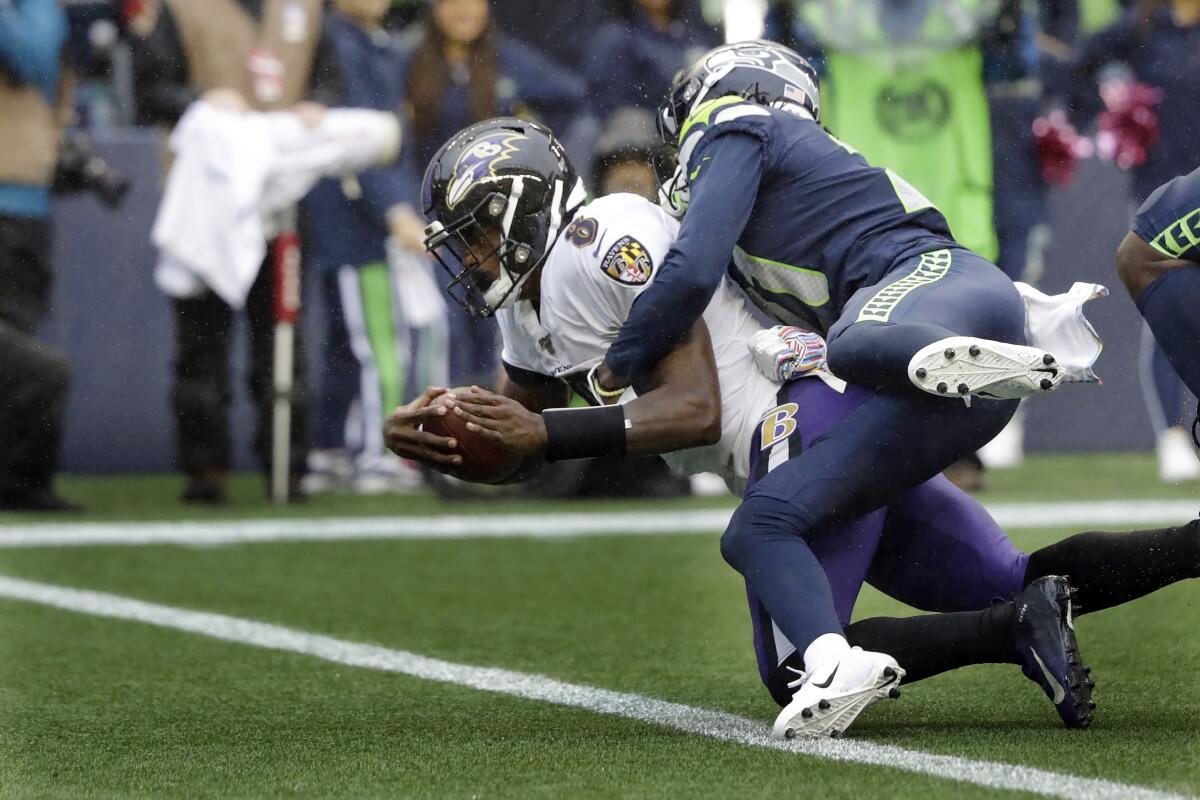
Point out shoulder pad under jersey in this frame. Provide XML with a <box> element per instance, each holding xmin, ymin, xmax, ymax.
<box><xmin>676</xmin><ymin>97</ymin><xmax>774</xmax><ymax>176</ymax></box>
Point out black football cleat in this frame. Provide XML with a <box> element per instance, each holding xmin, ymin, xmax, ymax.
<box><xmin>1013</xmin><ymin>576</ymin><xmax>1095</xmax><ymax>729</ymax></box>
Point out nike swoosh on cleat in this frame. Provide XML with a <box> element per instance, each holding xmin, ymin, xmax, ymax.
<box><xmin>811</xmin><ymin>665</ymin><xmax>838</xmax><ymax>689</ymax></box>
<box><xmin>1030</xmin><ymin>648</ymin><xmax>1066</xmax><ymax>704</ymax></box>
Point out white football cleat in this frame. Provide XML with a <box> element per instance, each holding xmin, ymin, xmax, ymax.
<box><xmin>772</xmin><ymin>647</ymin><xmax>904</xmax><ymax>739</ymax></box>
<box><xmin>908</xmin><ymin>336</ymin><xmax>1062</xmax><ymax>400</ymax></box>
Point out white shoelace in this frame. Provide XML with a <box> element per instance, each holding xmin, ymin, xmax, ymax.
<box><xmin>785</xmin><ymin>665</ymin><xmax>808</xmax><ymax>691</ymax></box>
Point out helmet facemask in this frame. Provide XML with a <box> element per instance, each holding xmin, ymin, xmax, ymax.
<box><xmin>426</xmin><ymin>174</ymin><xmax>581</xmax><ymax>318</ymax></box>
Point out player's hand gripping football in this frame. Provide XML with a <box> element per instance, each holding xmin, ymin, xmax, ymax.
<box><xmin>445</xmin><ymin>388</ymin><xmax>549</xmax><ymax>458</ymax></box>
<box><xmin>382</xmin><ymin>386</ymin><xmax>465</xmax><ymax>472</ymax></box>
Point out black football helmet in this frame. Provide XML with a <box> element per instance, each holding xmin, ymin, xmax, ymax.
<box><xmin>657</xmin><ymin>40</ymin><xmax>820</xmax><ymax>146</ymax></box>
<box><xmin>422</xmin><ymin>118</ymin><xmax>586</xmax><ymax>317</ymax></box>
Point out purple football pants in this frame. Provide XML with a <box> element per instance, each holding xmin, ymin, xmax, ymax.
<box><xmin>741</xmin><ymin>379</ymin><xmax>1029</xmax><ymax>687</ymax></box>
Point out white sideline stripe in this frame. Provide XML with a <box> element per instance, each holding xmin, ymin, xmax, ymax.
<box><xmin>0</xmin><ymin>575</ymin><xmax>1186</xmax><ymax>800</ymax></box>
<box><xmin>0</xmin><ymin>500</ymin><xmax>1196</xmax><ymax>549</ymax></box>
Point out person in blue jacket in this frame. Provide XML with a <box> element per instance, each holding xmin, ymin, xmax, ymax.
<box><xmin>399</xmin><ymin>0</ymin><xmax>585</xmax><ymax>385</ymax></box>
<box><xmin>582</xmin><ymin>0</ymin><xmax>718</xmax><ymax>118</ymax></box>
<box><xmin>0</xmin><ymin>0</ymin><xmax>79</xmax><ymax>511</ymax></box>
<box><xmin>304</xmin><ymin>0</ymin><xmax>446</xmax><ymax>493</ymax></box>
<box><xmin>590</xmin><ymin>44</ymin><xmax>1072</xmax><ymax>701</ymax></box>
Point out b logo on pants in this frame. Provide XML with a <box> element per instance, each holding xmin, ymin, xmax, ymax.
<box><xmin>759</xmin><ymin>403</ymin><xmax>799</xmax><ymax>451</ymax></box>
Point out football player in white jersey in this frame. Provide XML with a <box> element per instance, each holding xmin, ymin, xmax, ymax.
<box><xmin>385</xmin><ymin>119</ymin><xmax>1200</xmax><ymax>737</ymax></box>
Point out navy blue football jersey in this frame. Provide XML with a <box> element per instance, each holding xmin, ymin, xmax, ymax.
<box><xmin>678</xmin><ymin>96</ymin><xmax>957</xmax><ymax>331</ymax></box>
<box><xmin>1133</xmin><ymin>165</ymin><xmax>1200</xmax><ymax>263</ymax></box>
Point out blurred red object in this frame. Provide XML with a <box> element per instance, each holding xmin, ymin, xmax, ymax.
<box><xmin>120</xmin><ymin>0</ymin><xmax>148</xmax><ymax>21</ymax></box>
<box><xmin>1032</xmin><ymin>111</ymin><xmax>1092</xmax><ymax>186</ymax></box>
<box><xmin>1094</xmin><ymin>80</ymin><xmax>1162</xmax><ymax>171</ymax></box>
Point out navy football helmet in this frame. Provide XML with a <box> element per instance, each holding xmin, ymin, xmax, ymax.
<box><xmin>657</xmin><ymin>40</ymin><xmax>821</xmax><ymax>145</ymax></box>
<box><xmin>422</xmin><ymin>118</ymin><xmax>586</xmax><ymax>317</ymax></box>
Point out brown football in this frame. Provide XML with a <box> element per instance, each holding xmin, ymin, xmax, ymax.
<box><xmin>421</xmin><ymin>388</ymin><xmax>523</xmax><ymax>484</ymax></box>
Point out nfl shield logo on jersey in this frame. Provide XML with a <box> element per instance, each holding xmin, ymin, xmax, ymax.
<box><xmin>600</xmin><ymin>235</ymin><xmax>654</xmax><ymax>285</ymax></box>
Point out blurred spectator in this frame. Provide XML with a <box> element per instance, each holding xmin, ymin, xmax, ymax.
<box><xmin>129</xmin><ymin>0</ymin><xmax>339</xmax><ymax>503</ymax></box>
<box><xmin>380</xmin><ymin>0</ymin><xmax>423</xmax><ymax>32</ymax></box>
<box><xmin>590</xmin><ymin>107</ymin><xmax>672</xmax><ymax>198</ymax></box>
<box><xmin>398</xmin><ymin>0</ymin><xmax>586</xmax><ymax>386</ymax></box>
<box><xmin>0</xmin><ymin>0</ymin><xmax>79</xmax><ymax>511</ymax></box>
<box><xmin>303</xmin><ymin>0</ymin><xmax>448</xmax><ymax>494</ymax></box>
<box><xmin>490</xmin><ymin>0</ymin><xmax>604</xmax><ymax>71</ymax></box>
<box><xmin>1074</xmin><ymin>0</ymin><xmax>1200</xmax><ymax>481</ymax></box>
<box><xmin>582</xmin><ymin>0</ymin><xmax>718</xmax><ymax>118</ymax></box>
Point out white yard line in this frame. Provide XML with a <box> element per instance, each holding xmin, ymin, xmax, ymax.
<box><xmin>0</xmin><ymin>575</ymin><xmax>1188</xmax><ymax>800</ymax></box>
<box><xmin>0</xmin><ymin>500</ymin><xmax>1196</xmax><ymax>549</ymax></box>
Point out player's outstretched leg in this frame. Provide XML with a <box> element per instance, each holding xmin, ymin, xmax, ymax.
<box><xmin>827</xmin><ymin>248</ymin><xmax>1061</xmax><ymax>399</ymax></box>
<box><xmin>840</xmin><ymin>577</ymin><xmax>1094</xmax><ymax>729</ymax></box>
<box><xmin>722</xmin><ymin>496</ymin><xmax>902</xmax><ymax>738</ymax></box>
<box><xmin>1024</xmin><ymin>519</ymin><xmax>1200</xmax><ymax>614</ymax></box>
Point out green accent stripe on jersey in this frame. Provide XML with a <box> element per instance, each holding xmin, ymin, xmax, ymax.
<box><xmin>1151</xmin><ymin>208</ymin><xmax>1200</xmax><ymax>259</ymax></box>
<box><xmin>733</xmin><ymin>247</ymin><xmax>831</xmax><ymax>307</ymax></box>
<box><xmin>678</xmin><ymin>95</ymin><xmax>745</xmax><ymax>145</ymax></box>
<box><xmin>358</xmin><ymin>263</ymin><xmax>403</xmax><ymax>414</ymax></box>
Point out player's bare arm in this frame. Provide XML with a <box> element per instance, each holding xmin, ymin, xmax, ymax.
<box><xmin>1115</xmin><ymin>231</ymin><xmax>1194</xmax><ymax>299</ymax></box>
<box><xmin>449</xmin><ymin>318</ymin><xmax>722</xmax><ymax>460</ymax></box>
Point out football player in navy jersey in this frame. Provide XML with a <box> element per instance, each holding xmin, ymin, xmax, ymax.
<box><xmin>1117</xmin><ymin>165</ymin><xmax>1200</xmax><ymax>450</ymax></box>
<box><xmin>583</xmin><ymin>43</ymin><xmax>1104</xmax><ymax>680</ymax></box>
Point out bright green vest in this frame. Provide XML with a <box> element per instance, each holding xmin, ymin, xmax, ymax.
<box><xmin>805</xmin><ymin>0</ymin><xmax>999</xmax><ymax>260</ymax></box>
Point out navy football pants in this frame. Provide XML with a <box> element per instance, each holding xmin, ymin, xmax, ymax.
<box><xmin>826</xmin><ymin>247</ymin><xmax>1029</xmax><ymax>393</ymax></box>
<box><xmin>721</xmin><ymin>379</ymin><xmax>1017</xmax><ymax>682</ymax></box>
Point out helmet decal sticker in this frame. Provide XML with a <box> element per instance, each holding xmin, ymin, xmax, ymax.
<box><xmin>446</xmin><ymin>131</ymin><xmax>528</xmax><ymax>210</ymax></box>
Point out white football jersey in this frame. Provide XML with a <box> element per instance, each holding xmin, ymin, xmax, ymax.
<box><xmin>497</xmin><ymin>193</ymin><xmax>784</xmax><ymax>493</ymax></box>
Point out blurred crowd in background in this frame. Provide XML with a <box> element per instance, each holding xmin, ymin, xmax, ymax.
<box><xmin>1</xmin><ymin>0</ymin><xmax>1197</xmax><ymax>511</ymax></box>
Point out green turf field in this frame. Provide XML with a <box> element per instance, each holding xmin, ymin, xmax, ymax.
<box><xmin>0</xmin><ymin>454</ymin><xmax>1196</xmax><ymax>798</ymax></box>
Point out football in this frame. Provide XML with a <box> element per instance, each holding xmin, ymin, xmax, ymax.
<box><xmin>421</xmin><ymin>388</ymin><xmax>523</xmax><ymax>484</ymax></box>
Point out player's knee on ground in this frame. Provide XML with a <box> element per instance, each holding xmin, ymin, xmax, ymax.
<box><xmin>1116</xmin><ymin>233</ymin><xmax>1161</xmax><ymax>300</ymax></box>
<box><xmin>721</xmin><ymin>494</ymin><xmax>810</xmax><ymax>569</ymax></box>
